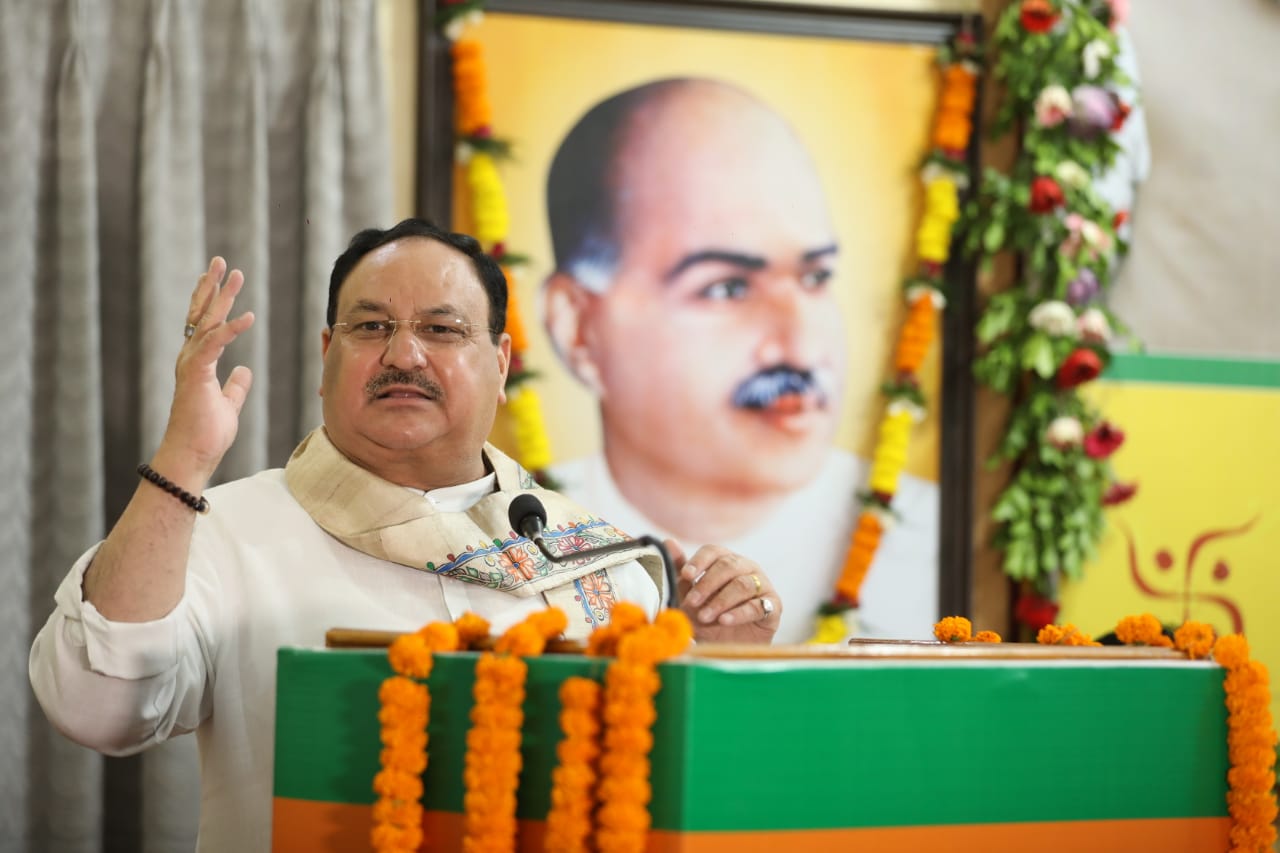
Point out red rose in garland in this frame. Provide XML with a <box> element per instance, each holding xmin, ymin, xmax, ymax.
<box><xmin>1019</xmin><ymin>0</ymin><xmax>1060</xmax><ymax>34</ymax></box>
<box><xmin>1029</xmin><ymin>176</ymin><xmax>1065</xmax><ymax>213</ymax></box>
<box><xmin>1056</xmin><ymin>348</ymin><xmax>1103</xmax><ymax>389</ymax></box>
<box><xmin>1083</xmin><ymin>421</ymin><xmax>1125</xmax><ymax>459</ymax></box>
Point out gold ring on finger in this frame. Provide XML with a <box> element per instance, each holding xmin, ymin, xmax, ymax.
<box><xmin>183</xmin><ymin>322</ymin><xmax>197</xmax><ymax>339</ymax></box>
<box><xmin>750</xmin><ymin>573</ymin><xmax>762</xmax><ymax>595</ymax></box>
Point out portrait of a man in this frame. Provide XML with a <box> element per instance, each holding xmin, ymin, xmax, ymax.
<box><xmin>540</xmin><ymin>77</ymin><xmax>940</xmax><ymax>642</ymax></box>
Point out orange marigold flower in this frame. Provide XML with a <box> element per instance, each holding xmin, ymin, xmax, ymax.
<box><xmin>562</xmin><ymin>675</ymin><xmax>602</xmax><ymax>706</ymax></box>
<box><xmin>378</xmin><ymin>675</ymin><xmax>428</xmax><ymax>708</ymax></box>
<box><xmin>371</xmin><ymin>822</ymin><xmax>423</xmax><ymax>852</ymax></box>
<box><xmin>1063</xmin><ymin>624</ymin><xmax>1101</xmax><ymax>646</ymax></box>
<box><xmin>652</xmin><ymin>609</ymin><xmax>695</xmax><ymax>650</ymax></box>
<box><xmin>1174</xmin><ymin>621</ymin><xmax>1216</xmax><ymax>659</ymax></box>
<box><xmin>388</xmin><ymin>633</ymin><xmax>433</xmax><ymax>679</ymax></box>
<box><xmin>933</xmin><ymin>616</ymin><xmax>972</xmax><ymax>643</ymax></box>
<box><xmin>1036</xmin><ymin>624</ymin><xmax>1064</xmax><ymax>645</ymax></box>
<box><xmin>586</xmin><ymin>623</ymin><xmax>623</xmax><ymax>657</ymax></box>
<box><xmin>381</xmin><ymin>740</ymin><xmax>428</xmax><ymax>772</ymax></box>
<box><xmin>418</xmin><ymin>620</ymin><xmax>460</xmax><ymax>652</ymax></box>
<box><xmin>1215</xmin><ymin>634</ymin><xmax>1252</xmax><ymax>669</ymax></box>
<box><xmin>973</xmin><ymin>630</ymin><xmax>1002</xmax><ymax>643</ymax></box>
<box><xmin>610</xmin><ymin>602</ymin><xmax>649</xmax><ymax>631</ymax></box>
<box><xmin>495</xmin><ymin>621</ymin><xmax>543</xmax><ymax>656</ymax></box>
<box><xmin>529</xmin><ymin>606</ymin><xmax>569</xmax><ymax>639</ymax></box>
<box><xmin>372</xmin><ymin>768</ymin><xmax>423</xmax><ymax>802</ymax></box>
<box><xmin>454</xmin><ymin>611</ymin><xmax>491</xmax><ymax>647</ymax></box>
<box><xmin>1115</xmin><ymin>613</ymin><xmax>1166</xmax><ymax>646</ymax></box>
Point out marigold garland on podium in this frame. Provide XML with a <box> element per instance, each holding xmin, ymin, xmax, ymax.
<box><xmin>270</xmin><ymin>612</ymin><xmax>1252</xmax><ymax>852</ymax></box>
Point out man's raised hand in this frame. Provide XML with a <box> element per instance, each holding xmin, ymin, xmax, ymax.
<box><xmin>155</xmin><ymin>257</ymin><xmax>256</xmax><ymax>484</ymax></box>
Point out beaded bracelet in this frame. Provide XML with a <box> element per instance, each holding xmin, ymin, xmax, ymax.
<box><xmin>136</xmin><ymin>463</ymin><xmax>210</xmax><ymax>514</ymax></box>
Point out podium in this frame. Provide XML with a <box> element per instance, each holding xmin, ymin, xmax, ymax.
<box><xmin>271</xmin><ymin>642</ymin><xmax>1230</xmax><ymax>852</ymax></box>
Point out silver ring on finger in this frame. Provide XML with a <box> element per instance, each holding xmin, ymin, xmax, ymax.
<box><xmin>760</xmin><ymin>596</ymin><xmax>775</xmax><ymax>618</ymax></box>
<box><xmin>183</xmin><ymin>322</ymin><xmax>197</xmax><ymax>339</ymax></box>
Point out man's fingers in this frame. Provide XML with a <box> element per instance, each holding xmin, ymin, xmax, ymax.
<box><xmin>223</xmin><ymin>366</ymin><xmax>254</xmax><ymax>414</ymax></box>
<box><xmin>713</xmin><ymin>595</ymin><xmax>776</xmax><ymax>628</ymax></box>
<box><xmin>204</xmin><ymin>268</ymin><xmax>245</xmax><ymax>327</ymax></box>
<box><xmin>192</xmin><ymin>310</ymin><xmax>254</xmax><ymax>352</ymax></box>
<box><xmin>679</xmin><ymin>544</ymin><xmax>730</xmax><ymax>585</ymax></box>
<box><xmin>187</xmin><ymin>257</ymin><xmax>225</xmax><ymax>325</ymax></box>
<box><xmin>679</xmin><ymin>547</ymin><xmax>738</xmax><ymax>607</ymax></box>
<box><xmin>688</xmin><ymin>569</ymin><xmax>760</xmax><ymax>623</ymax></box>
<box><xmin>180</xmin><ymin>312</ymin><xmax>255</xmax><ymax>382</ymax></box>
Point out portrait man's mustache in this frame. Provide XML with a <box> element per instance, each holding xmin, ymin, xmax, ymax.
<box><xmin>731</xmin><ymin>365</ymin><xmax>830</xmax><ymax>412</ymax></box>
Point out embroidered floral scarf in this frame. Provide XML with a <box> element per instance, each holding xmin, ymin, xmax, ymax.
<box><xmin>284</xmin><ymin>428</ymin><xmax>662</xmax><ymax>630</ymax></box>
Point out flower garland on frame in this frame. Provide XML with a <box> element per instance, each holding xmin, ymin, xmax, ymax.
<box><xmin>809</xmin><ymin>33</ymin><xmax>980</xmax><ymax>643</ymax></box>
<box><xmin>961</xmin><ymin>0</ymin><xmax>1139</xmax><ymax>635</ymax></box>
<box><xmin>443</xmin><ymin>4</ymin><xmax>557</xmax><ymax>482</ymax></box>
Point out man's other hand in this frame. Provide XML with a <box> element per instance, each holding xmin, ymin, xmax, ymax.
<box><xmin>670</xmin><ymin>541</ymin><xmax>780</xmax><ymax>644</ymax></box>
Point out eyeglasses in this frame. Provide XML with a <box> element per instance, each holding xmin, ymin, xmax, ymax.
<box><xmin>330</xmin><ymin>316</ymin><xmax>488</xmax><ymax>348</ymax></box>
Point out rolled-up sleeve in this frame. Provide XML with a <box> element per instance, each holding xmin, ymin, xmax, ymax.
<box><xmin>29</xmin><ymin>544</ymin><xmax>215</xmax><ymax>756</ymax></box>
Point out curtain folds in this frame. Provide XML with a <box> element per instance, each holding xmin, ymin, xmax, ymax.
<box><xmin>1</xmin><ymin>0</ymin><xmax>393</xmax><ymax>849</ymax></box>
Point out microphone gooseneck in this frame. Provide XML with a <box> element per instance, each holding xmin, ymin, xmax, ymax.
<box><xmin>507</xmin><ymin>493</ymin><xmax>679</xmax><ymax>609</ymax></box>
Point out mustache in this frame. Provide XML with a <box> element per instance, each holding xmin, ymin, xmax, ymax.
<box><xmin>731</xmin><ymin>365</ymin><xmax>828</xmax><ymax>410</ymax></box>
<box><xmin>366</xmin><ymin>369</ymin><xmax>443</xmax><ymax>400</ymax></box>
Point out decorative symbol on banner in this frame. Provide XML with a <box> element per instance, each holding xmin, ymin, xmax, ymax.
<box><xmin>1120</xmin><ymin>516</ymin><xmax>1260</xmax><ymax>633</ymax></box>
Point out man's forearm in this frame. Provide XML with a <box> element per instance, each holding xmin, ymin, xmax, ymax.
<box><xmin>82</xmin><ymin>450</ymin><xmax>211</xmax><ymax>622</ymax></box>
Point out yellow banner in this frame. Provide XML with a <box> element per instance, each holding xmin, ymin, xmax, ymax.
<box><xmin>1061</xmin><ymin>356</ymin><xmax>1280</xmax><ymax>728</ymax></box>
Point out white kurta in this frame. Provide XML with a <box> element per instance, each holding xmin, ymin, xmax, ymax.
<box><xmin>550</xmin><ymin>449</ymin><xmax>940</xmax><ymax>643</ymax></box>
<box><xmin>28</xmin><ymin>469</ymin><xmax>659</xmax><ymax>851</ymax></box>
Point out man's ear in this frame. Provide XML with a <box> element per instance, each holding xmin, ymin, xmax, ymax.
<box><xmin>319</xmin><ymin>328</ymin><xmax>333</xmax><ymax>397</ymax></box>
<box><xmin>543</xmin><ymin>271</ymin><xmax>606</xmax><ymax>397</ymax></box>
<box><xmin>495</xmin><ymin>332</ymin><xmax>512</xmax><ymax>404</ymax></box>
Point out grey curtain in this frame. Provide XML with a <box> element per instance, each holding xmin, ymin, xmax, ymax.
<box><xmin>1110</xmin><ymin>0</ymin><xmax>1280</xmax><ymax>356</ymax></box>
<box><xmin>0</xmin><ymin>0</ymin><xmax>393</xmax><ymax>850</ymax></box>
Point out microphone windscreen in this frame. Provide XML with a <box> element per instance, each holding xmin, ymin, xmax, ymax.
<box><xmin>508</xmin><ymin>493</ymin><xmax>548</xmax><ymax>537</ymax></box>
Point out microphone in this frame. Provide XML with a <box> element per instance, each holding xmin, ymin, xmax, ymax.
<box><xmin>508</xmin><ymin>493</ymin><xmax>679</xmax><ymax>609</ymax></box>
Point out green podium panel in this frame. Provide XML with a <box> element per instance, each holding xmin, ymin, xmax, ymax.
<box><xmin>272</xmin><ymin>647</ymin><xmax>1230</xmax><ymax>852</ymax></box>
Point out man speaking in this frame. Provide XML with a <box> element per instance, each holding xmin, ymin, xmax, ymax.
<box><xmin>541</xmin><ymin>78</ymin><xmax>940</xmax><ymax>642</ymax></box>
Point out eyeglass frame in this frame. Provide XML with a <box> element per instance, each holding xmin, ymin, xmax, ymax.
<box><xmin>329</xmin><ymin>314</ymin><xmax>496</xmax><ymax>348</ymax></box>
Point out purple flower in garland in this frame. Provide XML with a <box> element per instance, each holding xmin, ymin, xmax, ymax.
<box><xmin>1068</xmin><ymin>85</ymin><xmax>1118</xmax><ymax>139</ymax></box>
<box><xmin>1066</xmin><ymin>268</ymin><xmax>1100</xmax><ymax>305</ymax></box>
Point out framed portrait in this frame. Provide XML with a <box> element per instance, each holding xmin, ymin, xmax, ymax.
<box><xmin>418</xmin><ymin>0</ymin><xmax>978</xmax><ymax>642</ymax></box>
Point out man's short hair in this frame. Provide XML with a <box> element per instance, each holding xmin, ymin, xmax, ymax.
<box><xmin>547</xmin><ymin>79</ymin><xmax>696</xmax><ymax>292</ymax></box>
<box><xmin>327</xmin><ymin>218</ymin><xmax>508</xmax><ymax>342</ymax></box>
